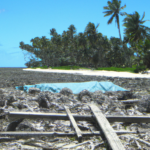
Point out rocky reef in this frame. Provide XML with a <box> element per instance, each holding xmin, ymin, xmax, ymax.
<box><xmin>0</xmin><ymin>68</ymin><xmax>150</xmax><ymax>149</ymax></box>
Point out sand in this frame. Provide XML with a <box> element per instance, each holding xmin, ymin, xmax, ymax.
<box><xmin>23</xmin><ymin>68</ymin><xmax>150</xmax><ymax>78</ymax></box>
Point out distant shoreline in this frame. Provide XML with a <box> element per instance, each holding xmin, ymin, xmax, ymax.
<box><xmin>0</xmin><ymin>67</ymin><xmax>27</xmax><ymax>68</ymax></box>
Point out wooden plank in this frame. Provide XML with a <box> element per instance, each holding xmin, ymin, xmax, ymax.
<box><xmin>89</xmin><ymin>104</ymin><xmax>125</xmax><ymax>150</ymax></box>
<box><xmin>5</xmin><ymin>111</ymin><xmax>150</xmax><ymax>123</ymax></box>
<box><xmin>107</xmin><ymin>116</ymin><xmax>150</xmax><ymax>123</ymax></box>
<box><xmin>64</xmin><ymin>106</ymin><xmax>82</xmax><ymax>142</ymax></box>
<box><xmin>0</xmin><ymin>130</ymin><xmax>144</xmax><ymax>137</ymax></box>
<box><xmin>5</xmin><ymin>111</ymin><xmax>93</xmax><ymax>121</ymax></box>
<box><xmin>120</xmin><ymin>99</ymin><xmax>140</xmax><ymax>104</ymax></box>
<box><xmin>0</xmin><ymin>131</ymin><xmax>98</xmax><ymax>137</ymax></box>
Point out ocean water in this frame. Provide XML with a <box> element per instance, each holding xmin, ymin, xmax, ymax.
<box><xmin>0</xmin><ymin>67</ymin><xmax>27</xmax><ymax>68</ymax></box>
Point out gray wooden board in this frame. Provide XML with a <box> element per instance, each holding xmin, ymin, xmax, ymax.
<box><xmin>120</xmin><ymin>99</ymin><xmax>140</xmax><ymax>104</ymax></box>
<box><xmin>0</xmin><ymin>130</ymin><xmax>143</xmax><ymax>137</ymax></box>
<box><xmin>89</xmin><ymin>104</ymin><xmax>125</xmax><ymax>150</ymax></box>
<box><xmin>5</xmin><ymin>111</ymin><xmax>150</xmax><ymax>123</ymax></box>
<box><xmin>64</xmin><ymin>106</ymin><xmax>82</xmax><ymax>141</ymax></box>
<box><xmin>5</xmin><ymin>111</ymin><xmax>93</xmax><ymax>121</ymax></box>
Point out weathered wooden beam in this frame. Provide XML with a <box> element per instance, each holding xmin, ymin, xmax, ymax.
<box><xmin>89</xmin><ymin>104</ymin><xmax>125</xmax><ymax>150</ymax></box>
<box><xmin>5</xmin><ymin>111</ymin><xmax>93</xmax><ymax>121</ymax></box>
<box><xmin>120</xmin><ymin>99</ymin><xmax>140</xmax><ymax>104</ymax></box>
<box><xmin>5</xmin><ymin>111</ymin><xmax>150</xmax><ymax>123</ymax></box>
<box><xmin>107</xmin><ymin>116</ymin><xmax>150</xmax><ymax>123</ymax></box>
<box><xmin>65</xmin><ymin>106</ymin><xmax>82</xmax><ymax>142</ymax></box>
<box><xmin>0</xmin><ymin>130</ymin><xmax>143</xmax><ymax>137</ymax></box>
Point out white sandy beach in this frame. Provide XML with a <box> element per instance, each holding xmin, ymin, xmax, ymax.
<box><xmin>23</xmin><ymin>68</ymin><xmax>150</xmax><ymax>78</ymax></box>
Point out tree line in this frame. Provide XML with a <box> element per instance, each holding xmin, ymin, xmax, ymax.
<box><xmin>20</xmin><ymin>0</ymin><xmax>150</xmax><ymax>69</ymax></box>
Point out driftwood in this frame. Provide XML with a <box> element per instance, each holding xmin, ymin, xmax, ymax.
<box><xmin>5</xmin><ymin>111</ymin><xmax>93</xmax><ymax>121</ymax></box>
<box><xmin>0</xmin><ymin>137</ymin><xmax>16</xmax><ymax>142</ymax></box>
<box><xmin>137</xmin><ymin>138</ymin><xmax>150</xmax><ymax>147</ymax></box>
<box><xmin>135</xmin><ymin>140</ymin><xmax>142</xmax><ymax>149</ymax></box>
<box><xmin>5</xmin><ymin>111</ymin><xmax>150</xmax><ymax>123</ymax></box>
<box><xmin>0</xmin><ymin>130</ymin><xmax>143</xmax><ymax>137</ymax></box>
<box><xmin>24</xmin><ymin>142</ymin><xmax>53</xmax><ymax>150</ymax></box>
<box><xmin>89</xmin><ymin>104</ymin><xmax>125</xmax><ymax>150</ymax></box>
<box><xmin>65</xmin><ymin>106</ymin><xmax>82</xmax><ymax>142</ymax></box>
<box><xmin>120</xmin><ymin>99</ymin><xmax>140</xmax><ymax>104</ymax></box>
<box><xmin>63</xmin><ymin>140</ymin><xmax>91</xmax><ymax>149</ymax></box>
<box><xmin>92</xmin><ymin>142</ymin><xmax>104</xmax><ymax>150</ymax></box>
<box><xmin>107</xmin><ymin>116</ymin><xmax>150</xmax><ymax>123</ymax></box>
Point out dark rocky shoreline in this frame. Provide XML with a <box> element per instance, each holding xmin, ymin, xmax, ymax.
<box><xmin>1</xmin><ymin>68</ymin><xmax>150</xmax><ymax>149</ymax></box>
<box><xmin>1</xmin><ymin>68</ymin><xmax>150</xmax><ymax>93</ymax></box>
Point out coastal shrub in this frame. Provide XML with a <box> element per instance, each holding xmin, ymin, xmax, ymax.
<box><xmin>97</xmin><ymin>67</ymin><xmax>136</xmax><ymax>73</ymax></box>
<box><xmin>52</xmin><ymin>66</ymin><xmax>80</xmax><ymax>70</ymax></box>
<box><xmin>39</xmin><ymin>66</ymin><xmax>48</xmax><ymax>69</ymax></box>
<box><xmin>26</xmin><ymin>59</ymin><xmax>41</xmax><ymax>68</ymax></box>
<box><xmin>134</xmin><ymin>65</ymin><xmax>147</xmax><ymax>73</ymax></box>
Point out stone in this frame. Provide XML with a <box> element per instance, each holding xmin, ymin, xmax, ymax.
<box><xmin>92</xmin><ymin>90</ymin><xmax>106</xmax><ymax>104</ymax></box>
<box><xmin>78</xmin><ymin>90</ymin><xmax>92</xmax><ymax>101</ymax></box>
<box><xmin>38</xmin><ymin>93</ymin><xmax>50</xmax><ymax>108</ymax></box>
<box><xmin>60</xmin><ymin>87</ymin><xmax>73</xmax><ymax>96</ymax></box>
<box><xmin>0</xmin><ymin>100</ymin><xmax>5</xmax><ymax>107</ymax></box>
<box><xmin>105</xmin><ymin>91</ymin><xmax>134</xmax><ymax>100</ymax></box>
<box><xmin>6</xmin><ymin>118</ymin><xmax>24</xmax><ymax>131</ymax></box>
<box><xmin>29</xmin><ymin>88</ymin><xmax>40</xmax><ymax>95</ymax></box>
<box><xmin>137</xmin><ymin>95</ymin><xmax>150</xmax><ymax>112</ymax></box>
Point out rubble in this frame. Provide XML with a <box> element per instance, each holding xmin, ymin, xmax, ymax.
<box><xmin>0</xmin><ymin>68</ymin><xmax>150</xmax><ymax>149</ymax></box>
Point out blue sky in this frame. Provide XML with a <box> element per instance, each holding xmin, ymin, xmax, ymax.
<box><xmin>0</xmin><ymin>0</ymin><xmax>150</xmax><ymax>67</ymax></box>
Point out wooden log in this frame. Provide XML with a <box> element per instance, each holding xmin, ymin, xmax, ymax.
<box><xmin>5</xmin><ymin>111</ymin><xmax>150</xmax><ymax>123</ymax></box>
<box><xmin>0</xmin><ymin>130</ymin><xmax>144</xmax><ymax>137</ymax></box>
<box><xmin>0</xmin><ymin>137</ymin><xmax>16</xmax><ymax>142</ymax></box>
<box><xmin>107</xmin><ymin>116</ymin><xmax>150</xmax><ymax>123</ymax></box>
<box><xmin>64</xmin><ymin>106</ymin><xmax>82</xmax><ymax>142</ymax></box>
<box><xmin>120</xmin><ymin>99</ymin><xmax>140</xmax><ymax>104</ymax></box>
<box><xmin>5</xmin><ymin>111</ymin><xmax>93</xmax><ymax>121</ymax></box>
<box><xmin>89</xmin><ymin>104</ymin><xmax>125</xmax><ymax>150</ymax></box>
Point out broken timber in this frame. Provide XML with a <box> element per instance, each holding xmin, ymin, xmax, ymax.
<box><xmin>64</xmin><ymin>106</ymin><xmax>82</xmax><ymax>142</ymax></box>
<box><xmin>120</xmin><ymin>99</ymin><xmax>140</xmax><ymax>104</ymax></box>
<box><xmin>3</xmin><ymin>103</ymin><xmax>150</xmax><ymax>150</ymax></box>
<box><xmin>0</xmin><ymin>130</ymin><xmax>144</xmax><ymax>137</ymax></box>
<box><xmin>89</xmin><ymin>104</ymin><xmax>125</xmax><ymax>150</ymax></box>
<box><xmin>5</xmin><ymin>111</ymin><xmax>150</xmax><ymax>123</ymax></box>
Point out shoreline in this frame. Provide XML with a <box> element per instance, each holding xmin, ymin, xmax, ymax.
<box><xmin>23</xmin><ymin>68</ymin><xmax>150</xmax><ymax>78</ymax></box>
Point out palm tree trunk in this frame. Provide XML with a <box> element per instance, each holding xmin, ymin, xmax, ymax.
<box><xmin>118</xmin><ymin>25</ymin><xmax>126</xmax><ymax>67</ymax></box>
<box><xmin>118</xmin><ymin>26</ymin><xmax>122</xmax><ymax>41</ymax></box>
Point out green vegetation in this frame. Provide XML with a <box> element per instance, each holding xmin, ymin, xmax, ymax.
<box><xmin>97</xmin><ymin>67</ymin><xmax>136</xmax><ymax>73</ymax></box>
<box><xmin>31</xmin><ymin>65</ymin><xmax>147</xmax><ymax>73</ymax></box>
<box><xmin>52</xmin><ymin>65</ymin><xmax>80</xmax><ymax>70</ymax></box>
<box><xmin>70</xmin><ymin>137</ymin><xmax>76</xmax><ymax>141</ymax></box>
<box><xmin>20</xmin><ymin>0</ymin><xmax>150</xmax><ymax>73</ymax></box>
<box><xmin>103</xmin><ymin>0</ymin><xmax>126</xmax><ymax>41</ymax></box>
<box><xmin>31</xmin><ymin>65</ymin><xmax>48</xmax><ymax>69</ymax></box>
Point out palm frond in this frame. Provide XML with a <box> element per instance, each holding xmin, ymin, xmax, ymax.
<box><xmin>103</xmin><ymin>11</ymin><xmax>113</xmax><ymax>17</ymax></box>
<box><xmin>141</xmin><ymin>12</ymin><xmax>145</xmax><ymax>21</ymax></box>
<box><xmin>140</xmin><ymin>20</ymin><xmax>150</xmax><ymax>24</ymax></box>
<box><xmin>107</xmin><ymin>1</ymin><xmax>112</xmax><ymax>6</ymax></box>
<box><xmin>120</xmin><ymin>4</ymin><xmax>126</xmax><ymax>10</ymax></box>
<box><xmin>103</xmin><ymin>6</ymin><xmax>110</xmax><ymax>10</ymax></box>
<box><xmin>108</xmin><ymin>13</ymin><xmax>116</xmax><ymax>24</ymax></box>
<box><xmin>96</xmin><ymin>23</ymin><xmax>100</xmax><ymax>29</ymax></box>
<box><xmin>120</xmin><ymin>12</ymin><xmax>127</xmax><ymax>16</ymax></box>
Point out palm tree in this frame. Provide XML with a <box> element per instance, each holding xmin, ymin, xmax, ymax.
<box><xmin>123</xmin><ymin>11</ymin><xmax>150</xmax><ymax>68</ymax></box>
<box><xmin>123</xmin><ymin>11</ymin><xmax>150</xmax><ymax>44</ymax></box>
<box><xmin>103</xmin><ymin>0</ymin><xmax>126</xmax><ymax>40</ymax></box>
<box><xmin>84</xmin><ymin>22</ymin><xmax>100</xmax><ymax>48</ymax></box>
